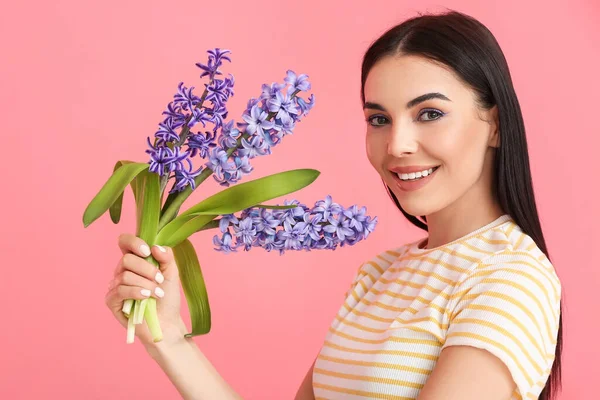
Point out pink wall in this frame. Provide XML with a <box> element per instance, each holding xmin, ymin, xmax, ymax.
<box><xmin>2</xmin><ymin>1</ymin><xmax>598</xmax><ymax>398</ymax></box>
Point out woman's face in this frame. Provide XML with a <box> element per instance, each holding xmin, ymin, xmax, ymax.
<box><xmin>363</xmin><ymin>54</ymin><xmax>500</xmax><ymax>218</ymax></box>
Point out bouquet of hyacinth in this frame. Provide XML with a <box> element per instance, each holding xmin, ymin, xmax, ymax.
<box><xmin>82</xmin><ymin>48</ymin><xmax>377</xmax><ymax>344</ymax></box>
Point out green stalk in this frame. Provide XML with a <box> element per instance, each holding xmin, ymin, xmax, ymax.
<box><xmin>125</xmin><ymin>168</ymin><xmax>163</xmax><ymax>343</ymax></box>
<box><xmin>127</xmin><ymin>300</ymin><xmax>137</xmax><ymax>344</ymax></box>
<box><xmin>122</xmin><ymin>299</ymin><xmax>133</xmax><ymax>315</ymax></box>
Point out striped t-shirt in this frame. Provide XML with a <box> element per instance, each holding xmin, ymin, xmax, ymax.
<box><xmin>312</xmin><ymin>214</ymin><xmax>561</xmax><ymax>400</ymax></box>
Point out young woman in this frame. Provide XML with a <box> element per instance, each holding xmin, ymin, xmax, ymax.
<box><xmin>105</xmin><ymin>9</ymin><xmax>562</xmax><ymax>400</ymax></box>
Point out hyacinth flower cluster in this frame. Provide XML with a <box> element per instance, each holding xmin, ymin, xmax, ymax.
<box><xmin>144</xmin><ymin>47</ymin><xmax>316</xmax><ymax>196</ymax></box>
<box><xmin>82</xmin><ymin>47</ymin><xmax>377</xmax><ymax>345</ymax></box>
<box><xmin>213</xmin><ymin>196</ymin><xmax>378</xmax><ymax>255</ymax></box>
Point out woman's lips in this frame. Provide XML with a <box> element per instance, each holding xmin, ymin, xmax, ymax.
<box><xmin>390</xmin><ymin>166</ymin><xmax>439</xmax><ymax>192</ymax></box>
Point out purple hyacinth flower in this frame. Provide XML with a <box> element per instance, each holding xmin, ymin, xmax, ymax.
<box><xmin>209</xmin><ymin>102</ymin><xmax>228</xmax><ymax>131</ymax></box>
<box><xmin>277</xmin><ymin>221</ymin><xmax>308</xmax><ymax>250</ymax></box>
<box><xmin>146</xmin><ymin>144</ymin><xmax>172</xmax><ymax>176</ymax></box>
<box><xmin>155</xmin><ymin>118</ymin><xmax>181</xmax><ymax>144</ymax></box>
<box><xmin>165</xmin><ymin>146</ymin><xmax>191</xmax><ymax>174</ymax></box>
<box><xmin>295</xmin><ymin>94</ymin><xmax>315</xmax><ymax>118</ymax></box>
<box><xmin>233</xmin><ymin>217</ymin><xmax>257</xmax><ymax>250</ymax></box>
<box><xmin>362</xmin><ymin>216</ymin><xmax>378</xmax><ymax>239</ymax></box>
<box><xmin>189</xmin><ymin>107</ymin><xmax>211</xmax><ymax>129</ymax></box>
<box><xmin>161</xmin><ymin>102</ymin><xmax>187</xmax><ymax>129</ymax></box>
<box><xmin>223</xmin><ymin>74</ymin><xmax>235</xmax><ymax>98</ymax></box>
<box><xmin>211</xmin><ymin>198</ymin><xmax>376</xmax><ymax>255</ymax></box>
<box><xmin>146</xmin><ymin>140</ymin><xmax>189</xmax><ymax>177</ymax></box>
<box><xmin>267</xmin><ymin>91</ymin><xmax>299</xmax><ymax>124</ymax></box>
<box><xmin>272</xmin><ymin>116</ymin><xmax>296</xmax><ymax>137</ymax></box>
<box><xmin>218</xmin><ymin>120</ymin><xmax>242</xmax><ymax>150</ymax></box>
<box><xmin>170</xmin><ymin>158</ymin><xmax>203</xmax><ymax>193</ymax></box>
<box><xmin>323</xmin><ymin>214</ymin><xmax>355</xmax><ymax>242</ymax></box>
<box><xmin>196</xmin><ymin>48</ymin><xmax>231</xmax><ymax>79</ymax></box>
<box><xmin>241</xmin><ymin>135</ymin><xmax>271</xmax><ymax>158</ymax></box>
<box><xmin>213</xmin><ymin>232</ymin><xmax>237</xmax><ymax>253</ymax></box>
<box><xmin>187</xmin><ymin>130</ymin><xmax>217</xmax><ymax>159</ymax></box>
<box><xmin>235</xmin><ymin>155</ymin><xmax>252</xmax><ymax>174</ymax></box>
<box><xmin>343</xmin><ymin>205</ymin><xmax>368</xmax><ymax>232</ymax></box>
<box><xmin>303</xmin><ymin>212</ymin><xmax>323</xmax><ymax>241</ymax></box>
<box><xmin>252</xmin><ymin>208</ymin><xmax>280</xmax><ymax>235</ymax></box>
<box><xmin>316</xmin><ymin>233</ymin><xmax>338</xmax><ymax>250</ymax></box>
<box><xmin>260</xmin><ymin>82</ymin><xmax>287</xmax><ymax>101</ymax></box>
<box><xmin>284</xmin><ymin>70</ymin><xmax>311</xmax><ymax>93</ymax></box>
<box><xmin>313</xmin><ymin>195</ymin><xmax>343</xmax><ymax>220</ymax></box>
<box><xmin>242</xmin><ymin>104</ymin><xmax>275</xmax><ymax>138</ymax></box>
<box><xmin>257</xmin><ymin>233</ymin><xmax>282</xmax><ymax>253</ymax></box>
<box><xmin>173</xmin><ymin>82</ymin><xmax>200</xmax><ymax>111</ymax></box>
<box><xmin>205</xmin><ymin>78</ymin><xmax>232</xmax><ymax>106</ymax></box>
<box><xmin>272</xmin><ymin>200</ymin><xmax>306</xmax><ymax>226</ymax></box>
<box><xmin>219</xmin><ymin>214</ymin><xmax>239</xmax><ymax>233</ymax></box>
<box><xmin>206</xmin><ymin>147</ymin><xmax>236</xmax><ymax>181</ymax></box>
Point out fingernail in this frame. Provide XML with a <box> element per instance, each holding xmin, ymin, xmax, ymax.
<box><xmin>154</xmin><ymin>245</ymin><xmax>166</xmax><ymax>253</ymax></box>
<box><xmin>141</xmin><ymin>289</ymin><xmax>151</xmax><ymax>297</ymax></box>
<box><xmin>140</xmin><ymin>244</ymin><xmax>151</xmax><ymax>257</ymax></box>
<box><xmin>155</xmin><ymin>287</ymin><xmax>165</xmax><ymax>298</ymax></box>
<box><xmin>155</xmin><ymin>271</ymin><xmax>164</xmax><ymax>284</ymax></box>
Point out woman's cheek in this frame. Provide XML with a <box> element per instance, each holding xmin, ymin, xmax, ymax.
<box><xmin>365</xmin><ymin>132</ymin><xmax>384</xmax><ymax>171</ymax></box>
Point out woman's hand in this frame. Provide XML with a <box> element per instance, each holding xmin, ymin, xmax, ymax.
<box><xmin>105</xmin><ymin>233</ymin><xmax>187</xmax><ymax>347</ymax></box>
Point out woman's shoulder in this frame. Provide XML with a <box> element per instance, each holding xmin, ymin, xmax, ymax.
<box><xmin>460</xmin><ymin>220</ymin><xmax>562</xmax><ymax>298</ymax></box>
<box><xmin>353</xmin><ymin>241</ymin><xmax>416</xmax><ymax>278</ymax></box>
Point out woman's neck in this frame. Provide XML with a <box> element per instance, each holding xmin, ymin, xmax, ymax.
<box><xmin>423</xmin><ymin>198</ymin><xmax>505</xmax><ymax>250</ymax></box>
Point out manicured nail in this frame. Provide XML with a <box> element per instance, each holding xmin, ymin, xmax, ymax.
<box><xmin>155</xmin><ymin>271</ymin><xmax>164</xmax><ymax>284</ymax></box>
<box><xmin>140</xmin><ymin>244</ymin><xmax>151</xmax><ymax>257</ymax></box>
<box><xmin>155</xmin><ymin>287</ymin><xmax>165</xmax><ymax>298</ymax></box>
<box><xmin>141</xmin><ymin>289</ymin><xmax>151</xmax><ymax>297</ymax></box>
<box><xmin>154</xmin><ymin>245</ymin><xmax>166</xmax><ymax>253</ymax></box>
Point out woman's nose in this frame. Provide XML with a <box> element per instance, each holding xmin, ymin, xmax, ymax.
<box><xmin>387</xmin><ymin>128</ymin><xmax>418</xmax><ymax>157</ymax></box>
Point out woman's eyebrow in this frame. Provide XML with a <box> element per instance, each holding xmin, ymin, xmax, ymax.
<box><xmin>363</xmin><ymin>92</ymin><xmax>452</xmax><ymax>111</ymax></box>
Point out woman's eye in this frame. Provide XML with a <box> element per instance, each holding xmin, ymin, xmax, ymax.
<box><xmin>366</xmin><ymin>115</ymin><xmax>388</xmax><ymax>127</ymax></box>
<box><xmin>418</xmin><ymin>110</ymin><xmax>444</xmax><ymax>122</ymax></box>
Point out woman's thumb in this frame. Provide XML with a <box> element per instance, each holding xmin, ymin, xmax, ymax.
<box><xmin>150</xmin><ymin>245</ymin><xmax>179</xmax><ymax>280</ymax></box>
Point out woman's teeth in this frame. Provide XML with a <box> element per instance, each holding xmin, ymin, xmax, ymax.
<box><xmin>396</xmin><ymin>167</ymin><xmax>438</xmax><ymax>181</ymax></box>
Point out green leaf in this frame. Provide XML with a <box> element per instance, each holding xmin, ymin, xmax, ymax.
<box><xmin>155</xmin><ymin>213</ymin><xmax>216</xmax><ymax>248</ymax></box>
<box><xmin>155</xmin><ymin>169</ymin><xmax>320</xmax><ymax>247</ymax></box>
<box><xmin>108</xmin><ymin>160</ymin><xmax>139</xmax><ymax>224</ymax></box>
<box><xmin>82</xmin><ymin>162</ymin><xmax>149</xmax><ymax>228</ymax></box>
<box><xmin>134</xmin><ymin>168</ymin><xmax>163</xmax><ymax>342</ymax></box>
<box><xmin>255</xmin><ymin>204</ymin><xmax>299</xmax><ymax>210</ymax></box>
<box><xmin>134</xmin><ymin>168</ymin><xmax>161</xmax><ymax>245</ymax></box>
<box><xmin>179</xmin><ymin>168</ymin><xmax>320</xmax><ymax>217</ymax></box>
<box><xmin>185</xmin><ymin>204</ymin><xmax>298</xmax><ymax>215</ymax></box>
<box><xmin>172</xmin><ymin>239</ymin><xmax>211</xmax><ymax>337</ymax></box>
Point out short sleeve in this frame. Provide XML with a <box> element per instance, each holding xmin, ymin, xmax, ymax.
<box><xmin>343</xmin><ymin>247</ymin><xmax>403</xmax><ymax>299</ymax></box>
<box><xmin>344</xmin><ymin>262</ymin><xmax>368</xmax><ymax>298</ymax></box>
<box><xmin>442</xmin><ymin>261</ymin><xmax>561</xmax><ymax>398</ymax></box>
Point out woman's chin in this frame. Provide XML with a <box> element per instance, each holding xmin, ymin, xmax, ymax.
<box><xmin>392</xmin><ymin>193</ymin><xmax>437</xmax><ymax>217</ymax></box>
<box><xmin>401</xmin><ymin>204</ymin><xmax>432</xmax><ymax>218</ymax></box>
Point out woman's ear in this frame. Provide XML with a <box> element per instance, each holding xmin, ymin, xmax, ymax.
<box><xmin>487</xmin><ymin>105</ymin><xmax>500</xmax><ymax>148</ymax></box>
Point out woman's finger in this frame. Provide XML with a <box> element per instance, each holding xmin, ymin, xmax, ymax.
<box><xmin>105</xmin><ymin>284</ymin><xmax>163</xmax><ymax>310</ymax></box>
<box><xmin>115</xmin><ymin>271</ymin><xmax>165</xmax><ymax>299</ymax></box>
<box><xmin>149</xmin><ymin>244</ymin><xmax>179</xmax><ymax>281</ymax></box>
<box><xmin>113</xmin><ymin>253</ymin><xmax>164</xmax><ymax>284</ymax></box>
<box><xmin>118</xmin><ymin>233</ymin><xmax>152</xmax><ymax>258</ymax></box>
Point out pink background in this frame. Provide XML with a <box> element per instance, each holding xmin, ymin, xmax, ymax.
<box><xmin>2</xmin><ymin>1</ymin><xmax>599</xmax><ymax>399</ymax></box>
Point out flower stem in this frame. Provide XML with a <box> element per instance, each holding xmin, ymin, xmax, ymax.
<box><xmin>142</xmin><ymin>255</ymin><xmax>163</xmax><ymax>342</ymax></box>
<box><xmin>127</xmin><ymin>300</ymin><xmax>137</xmax><ymax>344</ymax></box>
<box><xmin>144</xmin><ymin>297</ymin><xmax>162</xmax><ymax>342</ymax></box>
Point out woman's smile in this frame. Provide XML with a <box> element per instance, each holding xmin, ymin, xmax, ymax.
<box><xmin>390</xmin><ymin>165</ymin><xmax>441</xmax><ymax>192</ymax></box>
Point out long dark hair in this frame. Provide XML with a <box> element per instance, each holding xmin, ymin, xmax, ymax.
<box><xmin>360</xmin><ymin>9</ymin><xmax>562</xmax><ymax>399</ymax></box>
